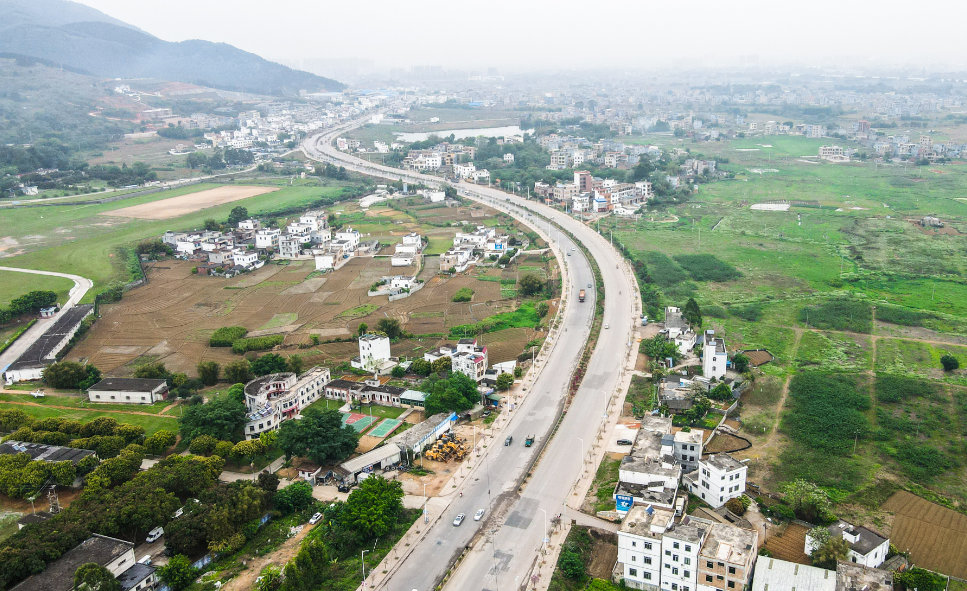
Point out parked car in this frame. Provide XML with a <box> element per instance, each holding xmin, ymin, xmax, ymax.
<box><xmin>616</xmin><ymin>439</ymin><xmax>633</xmax><ymax>446</ymax></box>
<box><xmin>504</xmin><ymin>436</ymin><xmax>513</xmax><ymax>446</ymax></box>
<box><xmin>474</xmin><ymin>509</ymin><xmax>485</xmax><ymax>521</ymax></box>
<box><xmin>337</xmin><ymin>483</ymin><xmax>351</xmax><ymax>493</ymax></box>
<box><xmin>146</xmin><ymin>527</ymin><xmax>164</xmax><ymax>543</ymax></box>
<box><xmin>453</xmin><ymin>513</ymin><xmax>466</xmax><ymax>526</ymax></box>
<box><xmin>309</xmin><ymin>512</ymin><xmax>322</xmax><ymax>525</ymax></box>
<box><xmin>138</xmin><ymin>556</ymin><xmax>152</xmax><ymax>566</ymax></box>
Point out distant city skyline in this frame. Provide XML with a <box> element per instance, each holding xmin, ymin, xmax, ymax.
<box><xmin>73</xmin><ymin>0</ymin><xmax>967</xmax><ymax>75</ymax></box>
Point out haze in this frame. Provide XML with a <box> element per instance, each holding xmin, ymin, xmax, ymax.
<box><xmin>74</xmin><ymin>0</ymin><xmax>967</xmax><ymax>73</ymax></box>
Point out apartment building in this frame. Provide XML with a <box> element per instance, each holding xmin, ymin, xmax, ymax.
<box><xmin>684</xmin><ymin>454</ymin><xmax>747</xmax><ymax>509</ymax></box>
<box><xmin>242</xmin><ymin>367</ymin><xmax>331</xmax><ymax>440</ymax></box>
<box><xmin>660</xmin><ymin>522</ymin><xmax>707</xmax><ymax>591</ymax></box>
<box><xmin>702</xmin><ymin>330</ymin><xmax>728</xmax><ymax>380</ymax></box>
<box><xmin>696</xmin><ymin>523</ymin><xmax>758</xmax><ymax>591</ymax></box>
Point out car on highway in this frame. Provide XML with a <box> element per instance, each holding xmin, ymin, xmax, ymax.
<box><xmin>616</xmin><ymin>439</ymin><xmax>633</xmax><ymax>446</ymax></box>
<box><xmin>309</xmin><ymin>512</ymin><xmax>323</xmax><ymax>525</ymax></box>
<box><xmin>604</xmin><ymin>324</ymin><xmax>610</xmax><ymax>329</ymax></box>
<box><xmin>504</xmin><ymin>435</ymin><xmax>513</xmax><ymax>446</ymax></box>
<box><xmin>453</xmin><ymin>513</ymin><xmax>466</xmax><ymax>526</ymax></box>
<box><xmin>146</xmin><ymin>527</ymin><xmax>164</xmax><ymax>543</ymax></box>
<box><xmin>571</xmin><ymin>247</ymin><xmax>576</xmax><ymax>251</ymax></box>
<box><xmin>567</xmin><ymin>252</ymin><xmax>571</xmax><ymax>256</ymax></box>
<box><xmin>587</xmin><ymin>283</ymin><xmax>592</xmax><ymax>288</ymax></box>
<box><xmin>474</xmin><ymin>509</ymin><xmax>485</xmax><ymax>521</ymax></box>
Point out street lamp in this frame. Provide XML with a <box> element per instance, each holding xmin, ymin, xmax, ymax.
<box><xmin>577</xmin><ymin>437</ymin><xmax>585</xmax><ymax>469</ymax></box>
<box><xmin>423</xmin><ymin>482</ymin><xmax>428</xmax><ymax>524</ymax></box>
<box><xmin>540</xmin><ymin>508</ymin><xmax>548</xmax><ymax>553</ymax></box>
<box><xmin>361</xmin><ymin>549</ymin><xmax>370</xmax><ymax>589</ymax></box>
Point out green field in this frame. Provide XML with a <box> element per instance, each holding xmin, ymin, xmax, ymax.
<box><xmin>0</xmin><ymin>392</ymin><xmax>173</xmax><ymax>414</ymax></box>
<box><xmin>0</xmin><ymin>183</ymin><xmax>353</xmax><ymax>300</ymax></box>
<box><xmin>1</xmin><ymin>401</ymin><xmax>178</xmax><ymax>436</ymax></box>
<box><xmin>0</xmin><ymin>271</ymin><xmax>76</xmax><ymax>309</ymax></box>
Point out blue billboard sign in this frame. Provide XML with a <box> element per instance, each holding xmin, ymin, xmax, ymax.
<box><xmin>616</xmin><ymin>495</ymin><xmax>634</xmax><ymax>513</ymax></box>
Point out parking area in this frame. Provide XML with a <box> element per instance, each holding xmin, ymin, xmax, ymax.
<box><xmin>605</xmin><ymin>421</ymin><xmax>640</xmax><ymax>453</ymax></box>
<box><xmin>132</xmin><ymin>537</ymin><xmax>168</xmax><ymax>568</ymax></box>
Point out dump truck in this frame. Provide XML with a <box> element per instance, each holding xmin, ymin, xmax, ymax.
<box><xmin>524</xmin><ymin>435</ymin><xmax>536</xmax><ymax>447</ymax></box>
<box><xmin>579</xmin><ymin>289</ymin><xmax>586</xmax><ymax>302</ymax></box>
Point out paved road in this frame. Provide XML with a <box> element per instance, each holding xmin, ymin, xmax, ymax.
<box><xmin>0</xmin><ymin>267</ymin><xmax>94</xmax><ymax>374</ymax></box>
<box><xmin>304</xmin><ymin>122</ymin><xmax>639</xmax><ymax>591</ymax></box>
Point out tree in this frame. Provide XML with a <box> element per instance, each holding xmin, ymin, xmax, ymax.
<box><xmin>224</xmin><ymin>359</ymin><xmax>253</xmax><ymax>384</ymax></box>
<box><xmin>203</xmin><ymin>218</ymin><xmax>219</xmax><ymax>231</ymax></box>
<box><xmin>782</xmin><ymin>479</ymin><xmax>832</xmax><ymax>523</ymax></box>
<box><xmin>811</xmin><ymin>536</ymin><xmax>850</xmax><ymax>570</ymax></box>
<box><xmin>941</xmin><ymin>354</ymin><xmax>960</xmax><ymax>372</ymax></box>
<box><xmin>431</xmin><ymin>356</ymin><xmax>452</xmax><ymax>374</ymax></box>
<box><xmin>178</xmin><ymin>395</ymin><xmax>247</xmax><ymax>442</ymax></box>
<box><xmin>709</xmin><ymin>382</ymin><xmax>733</xmax><ymax>402</ymax></box>
<box><xmin>725</xmin><ymin>497</ymin><xmax>746</xmax><ymax>515</ymax></box>
<box><xmin>158</xmin><ymin>555</ymin><xmax>197</xmax><ymax>591</ymax></box>
<box><xmin>277</xmin><ymin>407</ymin><xmax>359</xmax><ymax>465</ymax></box>
<box><xmin>134</xmin><ymin>362</ymin><xmax>169</xmax><ymax>380</ymax></box>
<box><xmin>230</xmin><ymin>439</ymin><xmax>266</xmax><ymax>465</ymax></box>
<box><xmin>391</xmin><ymin>365</ymin><xmax>406</xmax><ymax>378</ymax></box>
<box><xmin>42</xmin><ymin>361</ymin><xmax>89</xmax><ymax>389</ymax></box>
<box><xmin>518</xmin><ymin>273</ymin><xmax>544</xmax><ymax>296</ymax></box>
<box><xmin>227</xmin><ymin>206</ymin><xmax>249</xmax><ymax>227</ymax></box>
<box><xmin>894</xmin><ymin>568</ymin><xmax>948</xmax><ymax>591</ymax></box>
<box><xmin>535</xmin><ymin>301</ymin><xmax>549</xmax><ymax>318</ymax></box>
<box><xmin>251</xmin><ymin>354</ymin><xmax>288</xmax><ymax>377</ymax></box>
<box><xmin>256</xmin><ymin>471</ymin><xmax>280</xmax><ymax>495</ymax></box>
<box><xmin>287</xmin><ymin>355</ymin><xmax>304</xmax><ymax>376</ymax></box>
<box><xmin>344</xmin><ymin>476</ymin><xmax>404</xmax><ymax>539</ymax></box>
<box><xmin>213</xmin><ymin>441</ymin><xmax>234</xmax><ymax>458</ymax></box>
<box><xmin>196</xmin><ymin>361</ymin><xmax>220</xmax><ymax>386</ymax></box>
<box><xmin>78</xmin><ymin>365</ymin><xmax>102</xmax><ymax>391</ymax></box>
<box><xmin>144</xmin><ymin>430</ymin><xmax>176</xmax><ymax>455</ymax></box>
<box><xmin>496</xmin><ymin>372</ymin><xmax>514</xmax><ymax>391</ymax></box>
<box><xmin>376</xmin><ymin>318</ymin><xmax>404</xmax><ymax>340</ymax></box>
<box><xmin>357</xmin><ymin>322</ymin><xmax>368</xmax><ymax>337</ymax></box>
<box><xmin>683</xmin><ymin>298</ymin><xmax>702</xmax><ymax>328</ymax></box>
<box><xmin>273</xmin><ymin>481</ymin><xmax>315</xmax><ymax>514</ymax></box>
<box><xmin>410</xmin><ymin>358</ymin><xmax>431</xmax><ymax>376</ymax></box>
<box><xmin>558</xmin><ymin>549</ymin><xmax>585</xmax><ymax>580</ymax></box>
<box><xmin>189</xmin><ymin>434</ymin><xmax>218</xmax><ymax>456</ymax></box>
<box><xmin>732</xmin><ymin>353</ymin><xmax>750</xmax><ymax>374</ymax></box>
<box><xmin>73</xmin><ymin>562</ymin><xmax>120</xmax><ymax>591</ymax></box>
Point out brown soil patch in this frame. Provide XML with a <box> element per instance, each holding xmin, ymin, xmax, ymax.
<box><xmin>221</xmin><ymin>522</ymin><xmax>316</xmax><ymax>591</ymax></box>
<box><xmin>399</xmin><ymin>458</ymin><xmax>457</xmax><ymax>497</ymax></box>
<box><xmin>882</xmin><ymin>491</ymin><xmax>967</xmax><ymax>579</ymax></box>
<box><xmin>0</xmin><ymin>488</ymin><xmax>82</xmax><ymax>513</ymax></box>
<box><xmin>104</xmin><ymin>185</ymin><xmax>278</xmax><ymax>220</ymax></box>
<box><xmin>742</xmin><ymin>350</ymin><xmax>774</xmax><ymax>366</ymax></box>
<box><xmin>587</xmin><ymin>532</ymin><xmax>619</xmax><ymax>579</ymax></box>
<box><xmin>762</xmin><ymin>522</ymin><xmax>810</xmax><ymax>565</ymax></box>
<box><xmin>704</xmin><ymin>433</ymin><xmax>752</xmax><ymax>454</ymax></box>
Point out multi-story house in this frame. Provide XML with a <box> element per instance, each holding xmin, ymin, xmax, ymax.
<box><xmin>660</xmin><ymin>523</ymin><xmax>708</xmax><ymax>591</ymax></box>
<box><xmin>684</xmin><ymin>454</ymin><xmax>747</xmax><ymax>509</ymax></box>
<box><xmin>255</xmin><ymin>228</ymin><xmax>281</xmax><ymax>249</ymax></box>
<box><xmin>702</xmin><ymin>330</ymin><xmax>728</xmax><ymax>380</ymax></box>
<box><xmin>242</xmin><ymin>367</ymin><xmax>331</xmax><ymax>440</ymax></box>
<box><xmin>696</xmin><ymin>523</ymin><xmax>758</xmax><ymax>591</ymax></box>
<box><xmin>618</xmin><ymin>506</ymin><xmax>675</xmax><ymax>590</ymax></box>
<box><xmin>805</xmin><ymin>521</ymin><xmax>889</xmax><ymax>568</ymax></box>
<box><xmin>673</xmin><ymin>430</ymin><xmax>704</xmax><ymax>471</ymax></box>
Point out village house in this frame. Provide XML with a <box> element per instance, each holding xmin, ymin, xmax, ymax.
<box><xmin>242</xmin><ymin>367</ymin><xmax>331</xmax><ymax>440</ymax></box>
<box><xmin>805</xmin><ymin>521</ymin><xmax>890</xmax><ymax>568</ymax></box>
<box><xmin>702</xmin><ymin>330</ymin><xmax>728</xmax><ymax>380</ymax></box>
<box><xmin>87</xmin><ymin>378</ymin><xmax>168</xmax><ymax>405</ymax></box>
<box><xmin>683</xmin><ymin>454</ymin><xmax>747</xmax><ymax>509</ymax></box>
<box><xmin>10</xmin><ymin>534</ymin><xmax>157</xmax><ymax>591</ymax></box>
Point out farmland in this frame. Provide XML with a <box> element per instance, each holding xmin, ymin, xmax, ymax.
<box><xmin>611</xmin><ymin>133</ymin><xmax>967</xmax><ymax>506</ymax></box>
<box><xmin>60</xmin><ymin>196</ymin><xmax>555</xmax><ymax>376</ymax></box>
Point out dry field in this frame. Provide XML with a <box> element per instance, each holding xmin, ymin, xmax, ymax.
<box><xmin>882</xmin><ymin>491</ymin><xmax>967</xmax><ymax>579</ymax></box>
<box><xmin>103</xmin><ymin>185</ymin><xmax>278</xmax><ymax>219</ymax></box>
<box><xmin>70</xmin><ymin>254</ymin><xmax>541</xmax><ymax>374</ymax></box>
<box><xmin>761</xmin><ymin>522</ymin><xmax>810</xmax><ymax>565</ymax></box>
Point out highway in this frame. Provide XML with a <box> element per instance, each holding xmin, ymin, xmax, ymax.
<box><xmin>303</xmin><ymin>122</ymin><xmax>640</xmax><ymax>591</ymax></box>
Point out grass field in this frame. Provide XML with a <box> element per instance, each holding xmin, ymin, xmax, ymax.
<box><xmin>0</xmin><ymin>392</ymin><xmax>173</xmax><ymax>414</ymax></box>
<box><xmin>0</xmin><ymin>271</ymin><xmax>76</xmax><ymax>308</ymax></box>
<box><xmin>1</xmin><ymin>401</ymin><xmax>177</xmax><ymax>436</ymax></box>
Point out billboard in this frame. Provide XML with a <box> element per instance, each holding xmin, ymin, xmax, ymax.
<box><xmin>616</xmin><ymin>495</ymin><xmax>634</xmax><ymax>513</ymax></box>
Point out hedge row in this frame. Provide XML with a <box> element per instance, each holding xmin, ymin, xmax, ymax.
<box><xmin>210</xmin><ymin>326</ymin><xmax>248</xmax><ymax>347</ymax></box>
<box><xmin>232</xmin><ymin>334</ymin><xmax>284</xmax><ymax>354</ymax></box>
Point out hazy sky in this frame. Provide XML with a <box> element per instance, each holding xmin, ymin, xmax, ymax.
<box><xmin>74</xmin><ymin>0</ymin><xmax>967</xmax><ymax>72</ymax></box>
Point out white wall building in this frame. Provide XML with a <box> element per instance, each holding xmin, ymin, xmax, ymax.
<box><xmin>684</xmin><ymin>454</ymin><xmax>747</xmax><ymax>508</ymax></box>
<box><xmin>255</xmin><ymin>229</ymin><xmax>281</xmax><ymax>249</ymax></box>
<box><xmin>805</xmin><ymin>522</ymin><xmax>889</xmax><ymax>568</ymax></box>
<box><xmin>618</xmin><ymin>506</ymin><xmax>674</xmax><ymax>590</ymax></box>
<box><xmin>661</xmin><ymin>524</ymin><xmax>707</xmax><ymax>591</ymax></box>
<box><xmin>354</xmin><ymin>334</ymin><xmax>392</xmax><ymax>370</ymax></box>
<box><xmin>334</xmin><ymin>228</ymin><xmax>360</xmax><ymax>251</ymax></box>
<box><xmin>702</xmin><ymin>330</ymin><xmax>728</xmax><ymax>380</ymax></box>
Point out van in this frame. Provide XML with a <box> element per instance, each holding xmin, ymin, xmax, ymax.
<box><xmin>138</xmin><ymin>556</ymin><xmax>152</xmax><ymax>566</ymax></box>
<box><xmin>504</xmin><ymin>435</ymin><xmax>513</xmax><ymax>446</ymax></box>
<box><xmin>146</xmin><ymin>527</ymin><xmax>164</xmax><ymax>543</ymax></box>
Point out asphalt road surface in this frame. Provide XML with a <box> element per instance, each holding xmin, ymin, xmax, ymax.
<box><xmin>303</xmin><ymin>122</ymin><xmax>638</xmax><ymax>591</ymax></box>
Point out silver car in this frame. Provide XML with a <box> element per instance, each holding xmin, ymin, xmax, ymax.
<box><xmin>474</xmin><ymin>509</ymin><xmax>485</xmax><ymax>521</ymax></box>
<box><xmin>453</xmin><ymin>513</ymin><xmax>466</xmax><ymax>526</ymax></box>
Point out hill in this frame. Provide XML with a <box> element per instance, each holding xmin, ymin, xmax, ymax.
<box><xmin>0</xmin><ymin>0</ymin><xmax>343</xmax><ymax>95</ymax></box>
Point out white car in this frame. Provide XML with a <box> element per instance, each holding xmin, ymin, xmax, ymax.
<box><xmin>453</xmin><ymin>513</ymin><xmax>466</xmax><ymax>526</ymax></box>
<box><xmin>474</xmin><ymin>509</ymin><xmax>485</xmax><ymax>521</ymax></box>
<box><xmin>146</xmin><ymin>527</ymin><xmax>164</xmax><ymax>543</ymax></box>
<box><xmin>309</xmin><ymin>512</ymin><xmax>323</xmax><ymax>525</ymax></box>
<box><xmin>138</xmin><ymin>555</ymin><xmax>152</xmax><ymax>566</ymax></box>
<box><xmin>571</xmin><ymin>247</ymin><xmax>576</xmax><ymax>251</ymax></box>
<box><xmin>604</xmin><ymin>324</ymin><xmax>610</xmax><ymax>329</ymax></box>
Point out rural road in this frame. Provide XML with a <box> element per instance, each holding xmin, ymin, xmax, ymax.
<box><xmin>304</xmin><ymin>119</ymin><xmax>641</xmax><ymax>591</ymax></box>
<box><xmin>0</xmin><ymin>267</ymin><xmax>93</xmax><ymax>373</ymax></box>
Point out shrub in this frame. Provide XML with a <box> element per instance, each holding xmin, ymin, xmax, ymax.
<box><xmin>783</xmin><ymin>373</ymin><xmax>869</xmax><ymax>455</ymax></box>
<box><xmin>232</xmin><ymin>335</ymin><xmax>284</xmax><ymax>354</ymax></box>
<box><xmin>875</xmin><ymin>374</ymin><xmax>941</xmax><ymax>403</ymax></box>
<box><xmin>210</xmin><ymin>326</ymin><xmax>248</xmax><ymax>347</ymax></box>
<box><xmin>731</xmin><ymin>304</ymin><xmax>763</xmax><ymax>322</ymax></box>
<box><xmin>725</xmin><ymin>497</ymin><xmax>746</xmax><ymax>515</ymax></box>
<box><xmin>940</xmin><ymin>354</ymin><xmax>959</xmax><ymax>372</ymax></box>
<box><xmin>798</xmin><ymin>298</ymin><xmax>872</xmax><ymax>333</ymax></box>
<box><xmin>673</xmin><ymin>254</ymin><xmax>742</xmax><ymax>282</ymax></box>
<box><xmin>452</xmin><ymin>287</ymin><xmax>474</xmax><ymax>302</ymax></box>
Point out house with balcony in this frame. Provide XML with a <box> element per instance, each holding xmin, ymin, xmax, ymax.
<box><xmin>242</xmin><ymin>367</ymin><xmax>331</xmax><ymax>440</ymax></box>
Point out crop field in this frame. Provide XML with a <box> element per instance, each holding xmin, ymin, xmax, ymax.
<box><xmin>882</xmin><ymin>491</ymin><xmax>967</xmax><ymax>579</ymax></box>
<box><xmin>64</xmin><ymin>194</ymin><xmax>556</xmax><ymax>374</ymax></box>
<box><xmin>104</xmin><ymin>185</ymin><xmax>278</xmax><ymax>219</ymax></box>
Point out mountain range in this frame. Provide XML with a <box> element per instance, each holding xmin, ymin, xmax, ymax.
<box><xmin>0</xmin><ymin>0</ymin><xmax>343</xmax><ymax>95</ymax></box>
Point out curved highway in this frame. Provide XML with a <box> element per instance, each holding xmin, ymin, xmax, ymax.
<box><xmin>304</xmin><ymin>121</ymin><xmax>641</xmax><ymax>591</ymax></box>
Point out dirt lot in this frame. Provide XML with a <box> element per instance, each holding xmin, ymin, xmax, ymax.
<box><xmin>704</xmin><ymin>432</ymin><xmax>752</xmax><ymax>454</ymax></box>
<box><xmin>587</xmin><ymin>530</ymin><xmax>619</xmax><ymax>579</ymax></box>
<box><xmin>882</xmin><ymin>491</ymin><xmax>967</xmax><ymax>579</ymax></box>
<box><xmin>742</xmin><ymin>350</ymin><xmax>774</xmax><ymax>367</ymax></box>
<box><xmin>104</xmin><ymin>185</ymin><xmax>278</xmax><ymax>219</ymax></box>
<box><xmin>761</xmin><ymin>522</ymin><xmax>810</xmax><ymax>565</ymax></box>
<box><xmin>221</xmin><ymin>522</ymin><xmax>317</xmax><ymax>591</ymax></box>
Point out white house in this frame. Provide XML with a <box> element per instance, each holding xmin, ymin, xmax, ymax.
<box><xmin>618</xmin><ymin>505</ymin><xmax>674</xmax><ymax>590</ymax></box>
<box><xmin>402</xmin><ymin>233</ymin><xmax>422</xmax><ymax>247</ymax></box>
<box><xmin>314</xmin><ymin>253</ymin><xmax>337</xmax><ymax>270</ymax></box>
<box><xmin>233</xmin><ymin>250</ymin><xmax>259</xmax><ymax>268</ymax></box>
<box><xmin>255</xmin><ymin>228</ymin><xmax>281</xmax><ymax>249</ymax></box>
<box><xmin>684</xmin><ymin>453</ymin><xmax>747</xmax><ymax>509</ymax></box>
<box><xmin>391</xmin><ymin>255</ymin><xmax>414</xmax><ymax>267</ymax></box>
<box><xmin>660</xmin><ymin>523</ymin><xmax>707</xmax><ymax>591</ymax></box>
<box><xmin>452</xmin><ymin>351</ymin><xmax>487</xmax><ymax>382</ymax></box>
<box><xmin>87</xmin><ymin>378</ymin><xmax>168</xmax><ymax>405</ymax></box>
<box><xmin>352</xmin><ymin>334</ymin><xmax>393</xmax><ymax>372</ymax></box>
<box><xmin>238</xmin><ymin>219</ymin><xmax>261</xmax><ymax>231</ymax></box>
<box><xmin>503</xmin><ymin>153</ymin><xmax>515</xmax><ymax>163</ymax></box>
<box><xmin>751</xmin><ymin>558</ymin><xmax>835</xmax><ymax>591</ymax></box>
<box><xmin>702</xmin><ymin>330</ymin><xmax>728</xmax><ymax>380</ymax></box>
<box><xmin>805</xmin><ymin>522</ymin><xmax>889</xmax><ymax>568</ymax></box>
<box><xmin>334</xmin><ymin>227</ymin><xmax>360</xmax><ymax>251</ymax></box>
<box><xmin>426</xmin><ymin>191</ymin><xmax>446</xmax><ymax>202</ymax></box>
<box><xmin>390</xmin><ymin>276</ymin><xmax>417</xmax><ymax>290</ymax></box>
<box><xmin>454</xmin><ymin>163</ymin><xmax>476</xmax><ymax>179</ymax></box>
<box><xmin>242</xmin><ymin>368</ymin><xmax>331</xmax><ymax>440</ymax></box>
<box><xmin>673</xmin><ymin>429</ymin><xmax>704</xmax><ymax>471</ymax></box>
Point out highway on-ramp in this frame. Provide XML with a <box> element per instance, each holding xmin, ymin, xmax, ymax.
<box><xmin>304</xmin><ymin>123</ymin><xmax>640</xmax><ymax>591</ymax></box>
